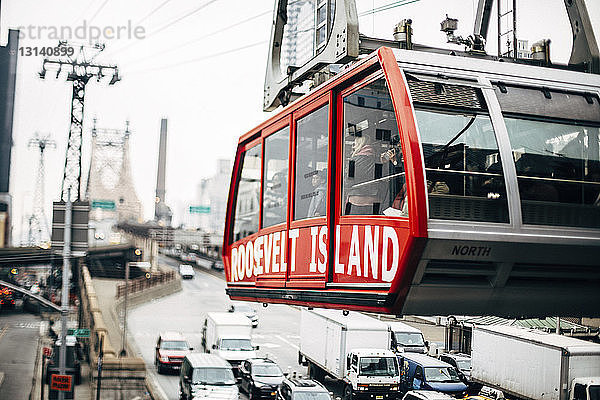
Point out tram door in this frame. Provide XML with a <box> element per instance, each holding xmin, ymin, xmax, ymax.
<box><xmin>333</xmin><ymin>73</ymin><xmax>413</xmax><ymax>289</ymax></box>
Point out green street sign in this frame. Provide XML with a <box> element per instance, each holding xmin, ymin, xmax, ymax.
<box><xmin>68</xmin><ymin>328</ymin><xmax>90</xmax><ymax>338</ymax></box>
<box><xmin>189</xmin><ymin>206</ymin><xmax>210</xmax><ymax>214</ymax></box>
<box><xmin>91</xmin><ymin>200</ymin><xmax>116</xmax><ymax>210</ymax></box>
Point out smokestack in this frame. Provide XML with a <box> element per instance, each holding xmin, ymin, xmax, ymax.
<box><xmin>154</xmin><ymin>118</ymin><xmax>172</xmax><ymax>225</ymax></box>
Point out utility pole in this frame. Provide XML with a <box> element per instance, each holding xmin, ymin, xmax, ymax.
<box><xmin>96</xmin><ymin>334</ymin><xmax>104</xmax><ymax>400</ymax></box>
<box><xmin>40</xmin><ymin>42</ymin><xmax>115</xmax><ymax>400</ymax></box>
<box><xmin>120</xmin><ymin>261</ymin><xmax>129</xmax><ymax>357</ymax></box>
<box><xmin>39</xmin><ymin>42</ymin><xmax>120</xmax><ymax>202</ymax></box>
<box><xmin>27</xmin><ymin>134</ymin><xmax>56</xmax><ymax>247</ymax></box>
<box><xmin>58</xmin><ymin>188</ymin><xmax>72</xmax><ymax>400</ymax></box>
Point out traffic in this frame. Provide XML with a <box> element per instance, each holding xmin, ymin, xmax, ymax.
<box><xmin>135</xmin><ymin>259</ymin><xmax>600</xmax><ymax>400</ymax></box>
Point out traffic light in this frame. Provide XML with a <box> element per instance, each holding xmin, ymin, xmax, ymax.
<box><xmin>9</xmin><ymin>268</ymin><xmax>18</xmax><ymax>275</ymax></box>
<box><xmin>129</xmin><ymin>248</ymin><xmax>143</xmax><ymax>262</ymax></box>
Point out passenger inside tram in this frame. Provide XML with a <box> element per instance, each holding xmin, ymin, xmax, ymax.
<box><xmin>307</xmin><ymin>169</ymin><xmax>327</xmax><ymax>217</ymax></box>
<box><xmin>344</xmin><ymin>126</ymin><xmax>381</xmax><ymax>215</ymax></box>
<box><xmin>342</xmin><ymin>78</ymin><xmax>406</xmax><ymax>217</ymax></box>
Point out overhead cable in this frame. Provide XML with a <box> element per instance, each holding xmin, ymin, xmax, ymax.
<box><xmin>127</xmin><ymin>9</ymin><xmax>271</xmax><ymax>66</ymax></box>
<box><xmin>127</xmin><ymin>40</ymin><xmax>268</xmax><ymax>75</ymax></box>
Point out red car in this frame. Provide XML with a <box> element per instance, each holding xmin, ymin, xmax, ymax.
<box><xmin>154</xmin><ymin>332</ymin><xmax>193</xmax><ymax>374</ymax></box>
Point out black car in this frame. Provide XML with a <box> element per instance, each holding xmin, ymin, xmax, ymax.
<box><xmin>239</xmin><ymin>358</ymin><xmax>285</xmax><ymax>400</ymax></box>
<box><xmin>277</xmin><ymin>378</ymin><xmax>332</xmax><ymax>400</ymax></box>
<box><xmin>45</xmin><ymin>335</ymin><xmax>82</xmax><ymax>385</ymax></box>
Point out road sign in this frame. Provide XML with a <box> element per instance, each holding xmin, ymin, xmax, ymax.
<box><xmin>50</xmin><ymin>374</ymin><xmax>72</xmax><ymax>392</ymax></box>
<box><xmin>68</xmin><ymin>328</ymin><xmax>90</xmax><ymax>338</ymax></box>
<box><xmin>43</xmin><ymin>347</ymin><xmax>52</xmax><ymax>357</ymax></box>
<box><xmin>189</xmin><ymin>205</ymin><xmax>210</xmax><ymax>214</ymax></box>
<box><xmin>91</xmin><ymin>199</ymin><xmax>116</xmax><ymax>210</ymax></box>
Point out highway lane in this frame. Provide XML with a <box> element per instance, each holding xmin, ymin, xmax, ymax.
<box><xmin>128</xmin><ymin>255</ymin><xmax>306</xmax><ymax>400</ymax></box>
<box><xmin>0</xmin><ymin>310</ymin><xmax>42</xmax><ymax>400</ymax></box>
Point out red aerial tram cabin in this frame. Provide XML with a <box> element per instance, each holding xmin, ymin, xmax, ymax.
<box><xmin>223</xmin><ymin>47</ymin><xmax>600</xmax><ymax>317</ymax></box>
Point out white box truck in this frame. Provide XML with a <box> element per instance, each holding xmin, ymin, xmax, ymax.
<box><xmin>471</xmin><ymin>325</ymin><xmax>600</xmax><ymax>400</ymax></box>
<box><xmin>202</xmin><ymin>312</ymin><xmax>258</xmax><ymax>375</ymax></box>
<box><xmin>299</xmin><ymin>309</ymin><xmax>401</xmax><ymax>400</ymax></box>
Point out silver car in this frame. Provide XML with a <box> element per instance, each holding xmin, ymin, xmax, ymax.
<box><xmin>228</xmin><ymin>303</ymin><xmax>259</xmax><ymax>328</ymax></box>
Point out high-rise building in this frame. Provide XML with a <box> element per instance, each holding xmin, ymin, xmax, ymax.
<box><xmin>0</xmin><ymin>30</ymin><xmax>19</xmax><ymax>247</ymax></box>
<box><xmin>195</xmin><ymin>159</ymin><xmax>231</xmax><ymax>243</ymax></box>
<box><xmin>281</xmin><ymin>0</ymin><xmax>315</xmax><ymax>74</ymax></box>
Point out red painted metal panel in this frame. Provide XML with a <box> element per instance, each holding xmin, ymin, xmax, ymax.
<box><xmin>287</xmin><ymin>225</ymin><xmax>328</xmax><ymax>283</ymax></box>
<box><xmin>332</xmin><ymin>224</ymin><xmax>410</xmax><ymax>285</ymax></box>
<box><xmin>224</xmin><ymin>48</ymin><xmax>425</xmax><ymax>314</ymax></box>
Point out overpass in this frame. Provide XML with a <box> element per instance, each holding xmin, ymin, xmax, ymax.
<box><xmin>0</xmin><ymin>279</ymin><xmax>60</xmax><ymax>311</ymax></box>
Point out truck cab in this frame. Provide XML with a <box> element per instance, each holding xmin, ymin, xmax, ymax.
<box><xmin>570</xmin><ymin>377</ymin><xmax>600</xmax><ymax>400</ymax></box>
<box><xmin>345</xmin><ymin>349</ymin><xmax>401</xmax><ymax>400</ymax></box>
<box><xmin>399</xmin><ymin>353</ymin><xmax>467</xmax><ymax>396</ymax></box>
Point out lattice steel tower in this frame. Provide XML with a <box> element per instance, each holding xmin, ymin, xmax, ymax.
<box><xmin>39</xmin><ymin>42</ymin><xmax>120</xmax><ymax>202</ymax></box>
<box><xmin>27</xmin><ymin>134</ymin><xmax>56</xmax><ymax>246</ymax></box>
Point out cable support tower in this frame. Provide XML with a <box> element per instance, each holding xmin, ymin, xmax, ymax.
<box><xmin>38</xmin><ymin>41</ymin><xmax>120</xmax><ymax>202</ymax></box>
<box><xmin>26</xmin><ymin>133</ymin><xmax>56</xmax><ymax>247</ymax></box>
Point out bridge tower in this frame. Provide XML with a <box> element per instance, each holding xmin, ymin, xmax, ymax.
<box><xmin>86</xmin><ymin>119</ymin><xmax>142</xmax><ymax>238</ymax></box>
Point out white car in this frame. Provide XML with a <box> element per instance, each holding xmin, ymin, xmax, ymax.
<box><xmin>228</xmin><ymin>303</ymin><xmax>259</xmax><ymax>328</ymax></box>
<box><xmin>179</xmin><ymin>264</ymin><xmax>195</xmax><ymax>279</ymax></box>
<box><xmin>402</xmin><ymin>390</ymin><xmax>455</xmax><ymax>400</ymax></box>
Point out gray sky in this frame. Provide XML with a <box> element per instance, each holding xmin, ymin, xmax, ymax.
<box><xmin>2</xmin><ymin>0</ymin><xmax>599</xmax><ymax>242</ymax></box>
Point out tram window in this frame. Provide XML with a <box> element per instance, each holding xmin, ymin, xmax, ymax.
<box><xmin>295</xmin><ymin>104</ymin><xmax>329</xmax><ymax>220</ymax></box>
<box><xmin>263</xmin><ymin>126</ymin><xmax>290</xmax><ymax>227</ymax></box>
<box><xmin>495</xmin><ymin>84</ymin><xmax>600</xmax><ymax>228</ymax></box>
<box><xmin>504</xmin><ymin>118</ymin><xmax>600</xmax><ymax>227</ymax></box>
<box><xmin>410</xmin><ymin>79</ymin><xmax>509</xmax><ymax>223</ymax></box>
<box><xmin>233</xmin><ymin>144</ymin><xmax>262</xmax><ymax>242</ymax></box>
<box><xmin>342</xmin><ymin>78</ymin><xmax>407</xmax><ymax>217</ymax></box>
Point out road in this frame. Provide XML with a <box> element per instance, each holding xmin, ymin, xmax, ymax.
<box><xmin>128</xmin><ymin>255</ymin><xmax>306</xmax><ymax>400</ymax></box>
<box><xmin>0</xmin><ymin>307</ymin><xmax>42</xmax><ymax>400</ymax></box>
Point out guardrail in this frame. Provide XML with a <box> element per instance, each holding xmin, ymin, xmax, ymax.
<box><xmin>115</xmin><ymin>270</ymin><xmax>176</xmax><ymax>299</ymax></box>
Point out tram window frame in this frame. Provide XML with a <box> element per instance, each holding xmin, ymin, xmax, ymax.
<box><xmin>339</xmin><ymin>73</ymin><xmax>409</xmax><ymax>218</ymax></box>
<box><xmin>292</xmin><ymin>95</ymin><xmax>331</xmax><ymax>223</ymax></box>
<box><xmin>262</xmin><ymin>123</ymin><xmax>291</xmax><ymax>229</ymax></box>
<box><xmin>407</xmin><ymin>76</ymin><xmax>510</xmax><ymax>223</ymax></box>
<box><xmin>231</xmin><ymin>140</ymin><xmax>263</xmax><ymax>244</ymax></box>
<box><xmin>493</xmin><ymin>83</ymin><xmax>600</xmax><ymax>228</ymax></box>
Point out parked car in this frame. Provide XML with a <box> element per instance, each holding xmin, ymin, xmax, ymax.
<box><xmin>401</xmin><ymin>391</ymin><xmax>455</xmax><ymax>400</ymax></box>
<box><xmin>277</xmin><ymin>377</ymin><xmax>332</xmax><ymax>400</ymax></box>
<box><xmin>212</xmin><ymin>260</ymin><xmax>224</xmax><ymax>271</ymax></box>
<box><xmin>155</xmin><ymin>331</ymin><xmax>193</xmax><ymax>374</ymax></box>
<box><xmin>46</xmin><ymin>335</ymin><xmax>82</xmax><ymax>385</ymax></box>
<box><xmin>239</xmin><ymin>358</ymin><xmax>285</xmax><ymax>400</ymax></box>
<box><xmin>179</xmin><ymin>264</ymin><xmax>196</xmax><ymax>279</ymax></box>
<box><xmin>0</xmin><ymin>286</ymin><xmax>16</xmax><ymax>310</ymax></box>
<box><xmin>179</xmin><ymin>353</ymin><xmax>239</xmax><ymax>400</ymax></box>
<box><xmin>438</xmin><ymin>353</ymin><xmax>471</xmax><ymax>383</ymax></box>
<box><xmin>228</xmin><ymin>303</ymin><xmax>259</xmax><ymax>327</ymax></box>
